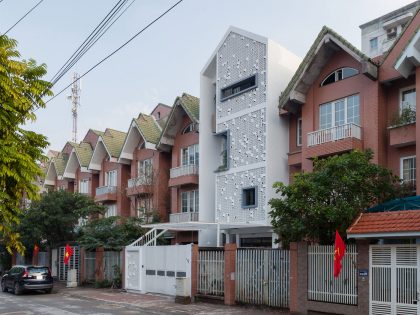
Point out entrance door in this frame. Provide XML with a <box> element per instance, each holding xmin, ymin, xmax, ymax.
<box><xmin>370</xmin><ymin>245</ymin><xmax>419</xmax><ymax>315</ymax></box>
<box><xmin>58</xmin><ymin>246</ymin><xmax>80</xmax><ymax>283</ymax></box>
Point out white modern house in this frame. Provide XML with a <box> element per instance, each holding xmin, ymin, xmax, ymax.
<box><xmin>199</xmin><ymin>26</ymin><xmax>301</xmax><ymax>247</ymax></box>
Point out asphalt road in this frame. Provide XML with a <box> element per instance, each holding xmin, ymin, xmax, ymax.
<box><xmin>0</xmin><ymin>289</ymin><xmax>157</xmax><ymax>315</ymax></box>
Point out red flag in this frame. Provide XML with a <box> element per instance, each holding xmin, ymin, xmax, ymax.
<box><xmin>64</xmin><ymin>244</ymin><xmax>73</xmax><ymax>265</ymax></box>
<box><xmin>33</xmin><ymin>244</ymin><xmax>39</xmax><ymax>256</ymax></box>
<box><xmin>333</xmin><ymin>230</ymin><xmax>346</xmax><ymax>278</ymax></box>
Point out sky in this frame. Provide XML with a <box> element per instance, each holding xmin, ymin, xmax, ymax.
<box><xmin>0</xmin><ymin>0</ymin><xmax>416</xmax><ymax>152</ymax></box>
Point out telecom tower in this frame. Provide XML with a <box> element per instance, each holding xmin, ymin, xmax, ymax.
<box><xmin>67</xmin><ymin>73</ymin><xmax>81</xmax><ymax>143</ymax></box>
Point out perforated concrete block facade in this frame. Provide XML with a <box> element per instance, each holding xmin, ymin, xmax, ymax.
<box><xmin>216</xmin><ymin>32</ymin><xmax>267</xmax><ymax>118</ymax></box>
<box><xmin>216</xmin><ymin>167</ymin><xmax>266</xmax><ymax>223</ymax></box>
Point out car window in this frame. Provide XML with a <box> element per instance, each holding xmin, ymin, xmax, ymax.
<box><xmin>17</xmin><ymin>267</ymin><xmax>25</xmax><ymax>274</ymax></box>
<box><xmin>8</xmin><ymin>267</ymin><xmax>16</xmax><ymax>274</ymax></box>
<box><xmin>27</xmin><ymin>267</ymin><xmax>49</xmax><ymax>275</ymax></box>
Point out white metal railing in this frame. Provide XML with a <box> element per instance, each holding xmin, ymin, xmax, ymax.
<box><xmin>307</xmin><ymin>123</ymin><xmax>362</xmax><ymax>147</ymax></box>
<box><xmin>96</xmin><ymin>185</ymin><xmax>117</xmax><ymax>196</ymax></box>
<box><xmin>308</xmin><ymin>244</ymin><xmax>357</xmax><ymax>305</ymax></box>
<box><xmin>170</xmin><ymin>164</ymin><xmax>198</xmax><ymax>178</ymax></box>
<box><xmin>129</xmin><ymin>228</ymin><xmax>168</xmax><ymax>247</ymax></box>
<box><xmin>198</xmin><ymin>249</ymin><xmax>225</xmax><ymax>297</ymax></box>
<box><xmin>127</xmin><ymin>176</ymin><xmax>148</xmax><ymax>188</ymax></box>
<box><xmin>236</xmin><ymin>248</ymin><xmax>290</xmax><ymax>308</ymax></box>
<box><xmin>169</xmin><ymin>212</ymin><xmax>199</xmax><ymax>223</ymax></box>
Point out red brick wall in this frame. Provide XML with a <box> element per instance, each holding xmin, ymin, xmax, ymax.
<box><xmin>82</xmin><ymin>130</ymin><xmax>101</xmax><ymax>148</ymax></box>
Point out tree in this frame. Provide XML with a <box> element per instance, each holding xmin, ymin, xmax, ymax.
<box><xmin>16</xmin><ymin>190</ymin><xmax>105</xmax><ymax>251</ymax></box>
<box><xmin>269</xmin><ymin>150</ymin><xmax>404</xmax><ymax>246</ymax></box>
<box><xmin>77</xmin><ymin>216</ymin><xmax>145</xmax><ymax>251</ymax></box>
<box><xmin>0</xmin><ymin>35</ymin><xmax>53</xmax><ymax>254</ymax></box>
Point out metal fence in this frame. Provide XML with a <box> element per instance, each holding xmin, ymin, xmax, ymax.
<box><xmin>308</xmin><ymin>244</ymin><xmax>357</xmax><ymax>305</ymax></box>
<box><xmin>104</xmin><ymin>251</ymin><xmax>121</xmax><ymax>281</ymax></box>
<box><xmin>236</xmin><ymin>248</ymin><xmax>290</xmax><ymax>308</ymax></box>
<box><xmin>84</xmin><ymin>251</ymin><xmax>96</xmax><ymax>281</ymax></box>
<box><xmin>197</xmin><ymin>249</ymin><xmax>224</xmax><ymax>297</ymax></box>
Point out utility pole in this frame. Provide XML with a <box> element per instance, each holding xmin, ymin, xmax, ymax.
<box><xmin>67</xmin><ymin>73</ymin><xmax>81</xmax><ymax>143</ymax></box>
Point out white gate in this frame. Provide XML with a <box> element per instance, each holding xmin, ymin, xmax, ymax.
<box><xmin>197</xmin><ymin>249</ymin><xmax>224</xmax><ymax>296</ymax></box>
<box><xmin>58</xmin><ymin>246</ymin><xmax>80</xmax><ymax>283</ymax></box>
<box><xmin>370</xmin><ymin>245</ymin><xmax>419</xmax><ymax>315</ymax></box>
<box><xmin>125</xmin><ymin>244</ymin><xmax>192</xmax><ymax>295</ymax></box>
<box><xmin>236</xmin><ymin>248</ymin><xmax>289</xmax><ymax>308</ymax></box>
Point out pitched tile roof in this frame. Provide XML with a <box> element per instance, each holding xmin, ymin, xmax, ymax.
<box><xmin>73</xmin><ymin>142</ymin><xmax>93</xmax><ymax>167</ymax></box>
<box><xmin>53</xmin><ymin>152</ymin><xmax>69</xmax><ymax>176</ymax></box>
<box><xmin>102</xmin><ymin>129</ymin><xmax>127</xmax><ymax>158</ymax></box>
<box><xmin>134</xmin><ymin>114</ymin><xmax>162</xmax><ymax>144</ymax></box>
<box><xmin>279</xmin><ymin>26</ymin><xmax>376</xmax><ymax>109</ymax></box>
<box><xmin>179</xmin><ymin>93</ymin><xmax>200</xmax><ymax>122</ymax></box>
<box><xmin>347</xmin><ymin>210</ymin><xmax>420</xmax><ymax>235</ymax></box>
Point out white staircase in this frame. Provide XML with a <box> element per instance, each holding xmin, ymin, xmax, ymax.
<box><xmin>129</xmin><ymin>228</ymin><xmax>168</xmax><ymax>247</ymax></box>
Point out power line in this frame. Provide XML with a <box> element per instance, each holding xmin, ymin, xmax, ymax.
<box><xmin>45</xmin><ymin>0</ymin><xmax>183</xmax><ymax>104</ymax></box>
<box><xmin>50</xmin><ymin>0</ymin><xmax>131</xmax><ymax>85</ymax></box>
<box><xmin>3</xmin><ymin>0</ymin><xmax>44</xmax><ymax>36</ymax></box>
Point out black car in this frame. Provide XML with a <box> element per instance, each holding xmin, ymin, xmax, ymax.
<box><xmin>1</xmin><ymin>265</ymin><xmax>53</xmax><ymax>295</ymax></box>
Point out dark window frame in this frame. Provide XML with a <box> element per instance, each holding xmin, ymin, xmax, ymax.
<box><xmin>242</xmin><ymin>186</ymin><xmax>257</xmax><ymax>208</ymax></box>
<box><xmin>320</xmin><ymin>67</ymin><xmax>359</xmax><ymax>87</ymax></box>
<box><xmin>220</xmin><ymin>75</ymin><xmax>257</xmax><ymax>102</ymax></box>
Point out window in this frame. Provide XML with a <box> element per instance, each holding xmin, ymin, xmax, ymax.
<box><xmin>319</xmin><ymin>94</ymin><xmax>360</xmax><ymax>129</ymax></box>
<box><xmin>387</xmin><ymin>27</ymin><xmax>397</xmax><ymax>40</ymax></box>
<box><xmin>104</xmin><ymin>204</ymin><xmax>117</xmax><ymax>218</ymax></box>
<box><xmin>320</xmin><ymin>68</ymin><xmax>359</xmax><ymax>86</ymax></box>
<box><xmin>105</xmin><ymin>170</ymin><xmax>117</xmax><ymax>186</ymax></box>
<box><xmin>242</xmin><ymin>187</ymin><xmax>257</xmax><ymax>208</ymax></box>
<box><xmin>137</xmin><ymin>198</ymin><xmax>152</xmax><ymax>219</ymax></box>
<box><xmin>220</xmin><ymin>75</ymin><xmax>257</xmax><ymax>101</ymax></box>
<box><xmin>182</xmin><ymin>123</ymin><xmax>197</xmax><ymax>134</ymax></box>
<box><xmin>181</xmin><ymin>190</ymin><xmax>199</xmax><ymax>213</ymax></box>
<box><xmin>137</xmin><ymin>159</ymin><xmax>152</xmax><ymax>178</ymax></box>
<box><xmin>297</xmin><ymin>117</ymin><xmax>302</xmax><ymax>146</ymax></box>
<box><xmin>79</xmin><ymin>179</ymin><xmax>89</xmax><ymax>194</ymax></box>
<box><xmin>401</xmin><ymin>87</ymin><xmax>416</xmax><ymax>112</ymax></box>
<box><xmin>401</xmin><ymin>156</ymin><xmax>416</xmax><ymax>192</ymax></box>
<box><xmin>181</xmin><ymin>144</ymin><xmax>199</xmax><ymax>166</ymax></box>
<box><xmin>370</xmin><ymin>37</ymin><xmax>378</xmax><ymax>52</ymax></box>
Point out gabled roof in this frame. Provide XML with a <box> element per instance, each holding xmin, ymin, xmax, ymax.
<box><xmin>134</xmin><ymin>114</ymin><xmax>162</xmax><ymax>144</ymax></box>
<box><xmin>279</xmin><ymin>26</ymin><xmax>378</xmax><ymax>111</ymax></box>
<box><xmin>101</xmin><ymin>129</ymin><xmax>127</xmax><ymax>158</ymax></box>
<box><xmin>156</xmin><ymin>93</ymin><xmax>200</xmax><ymax>151</ymax></box>
<box><xmin>53</xmin><ymin>152</ymin><xmax>69</xmax><ymax>176</ymax></box>
<box><xmin>73</xmin><ymin>142</ymin><xmax>94</xmax><ymax>167</ymax></box>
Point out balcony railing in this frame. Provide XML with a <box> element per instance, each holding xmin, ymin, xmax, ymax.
<box><xmin>169</xmin><ymin>212</ymin><xmax>199</xmax><ymax>223</ymax></box>
<box><xmin>170</xmin><ymin>164</ymin><xmax>199</xmax><ymax>179</ymax></box>
<box><xmin>128</xmin><ymin>176</ymin><xmax>148</xmax><ymax>188</ymax></box>
<box><xmin>308</xmin><ymin>123</ymin><xmax>362</xmax><ymax>147</ymax></box>
<box><xmin>96</xmin><ymin>185</ymin><xmax>117</xmax><ymax>196</ymax></box>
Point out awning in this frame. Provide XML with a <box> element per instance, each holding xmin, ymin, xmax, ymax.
<box><xmin>347</xmin><ymin>210</ymin><xmax>420</xmax><ymax>239</ymax></box>
<box><xmin>140</xmin><ymin>221</ymin><xmax>272</xmax><ymax>232</ymax></box>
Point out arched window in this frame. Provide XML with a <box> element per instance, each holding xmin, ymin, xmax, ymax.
<box><xmin>182</xmin><ymin>123</ymin><xmax>195</xmax><ymax>134</ymax></box>
<box><xmin>320</xmin><ymin>67</ymin><xmax>358</xmax><ymax>86</ymax></box>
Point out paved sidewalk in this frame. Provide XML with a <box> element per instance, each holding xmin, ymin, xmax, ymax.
<box><xmin>57</xmin><ymin>284</ymin><xmax>289</xmax><ymax>315</ymax></box>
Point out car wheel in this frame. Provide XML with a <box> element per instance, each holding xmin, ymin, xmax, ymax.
<box><xmin>1</xmin><ymin>281</ymin><xmax>7</xmax><ymax>293</ymax></box>
<box><xmin>45</xmin><ymin>288</ymin><xmax>52</xmax><ymax>294</ymax></box>
<box><xmin>13</xmin><ymin>282</ymin><xmax>21</xmax><ymax>295</ymax></box>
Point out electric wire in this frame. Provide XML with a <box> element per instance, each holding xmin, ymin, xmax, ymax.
<box><xmin>50</xmin><ymin>0</ymin><xmax>130</xmax><ymax>85</ymax></box>
<box><xmin>2</xmin><ymin>0</ymin><xmax>44</xmax><ymax>36</ymax></box>
<box><xmin>45</xmin><ymin>0</ymin><xmax>183</xmax><ymax>104</ymax></box>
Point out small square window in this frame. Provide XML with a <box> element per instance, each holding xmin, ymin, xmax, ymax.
<box><xmin>242</xmin><ymin>187</ymin><xmax>257</xmax><ymax>208</ymax></box>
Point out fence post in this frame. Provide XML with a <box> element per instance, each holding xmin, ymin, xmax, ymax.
<box><xmin>191</xmin><ymin>244</ymin><xmax>198</xmax><ymax>301</ymax></box>
<box><xmin>95</xmin><ymin>247</ymin><xmax>104</xmax><ymax>281</ymax></box>
<box><xmin>289</xmin><ymin>242</ymin><xmax>298</xmax><ymax>314</ymax></box>
<box><xmin>79</xmin><ymin>247</ymin><xmax>86</xmax><ymax>284</ymax></box>
<box><xmin>224</xmin><ymin>243</ymin><xmax>236</xmax><ymax>305</ymax></box>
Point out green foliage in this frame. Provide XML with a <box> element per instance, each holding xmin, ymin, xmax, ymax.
<box><xmin>389</xmin><ymin>107</ymin><xmax>416</xmax><ymax>127</ymax></box>
<box><xmin>269</xmin><ymin>150</ymin><xmax>404</xmax><ymax>246</ymax></box>
<box><xmin>94</xmin><ymin>279</ymin><xmax>112</xmax><ymax>288</ymax></box>
<box><xmin>16</xmin><ymin>190</ymin><xmax>104</xmax><ymax>250</ymax></box>
<box><xmin>77</xmin><ymin>216</ymin><xmax>145</xmax><ymax>251</ymax></box>
<box><xmin>0</xmin><ymin>35</ymin><xmax>53</xmax><ymax>254</ymax></box>
<box><xmin>112</xmin><ymin>264</ymin><xmax>122</xmax><ymax>289</ymax></box>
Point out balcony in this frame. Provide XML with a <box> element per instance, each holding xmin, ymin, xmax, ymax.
<box><xmin>389</xmin><ymin>123</ymin><xmax>416</xmax><ymax>147</ymax></box>
<box><xmin>126</xmin><ymin>176</ymin><xmax>152</xmax><ymax>196</ymax></box>
<box><xmin>168</xmin><ymin>165</ymin><xmax>199</xmax><ymax>187</ymax></box>
<box><xmin>95</xmin><ymin>185</ymin><xmax>117</xmax><ymax>202</ymax></box>
<box><xmin>169</xmin><ymin>212</ymin><xmax>199</xmax><ymax>223</ymax></box>
<box><xmin>306</xmin><ymin>123</ymin><xmax>363</xmax><ymax>158</ymax></box>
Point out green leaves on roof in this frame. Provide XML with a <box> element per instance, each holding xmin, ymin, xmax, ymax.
<box><xmin>134</xmin><ymin>114</ymin><xmax>162</xmax><ymax>144</ymax></box>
